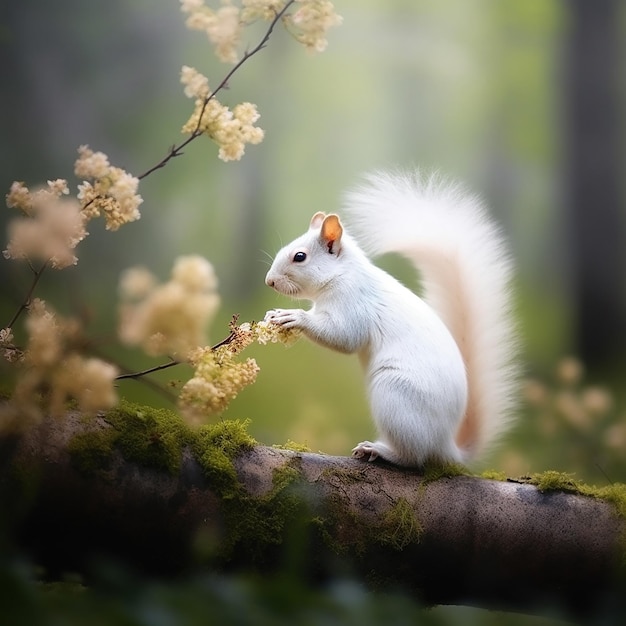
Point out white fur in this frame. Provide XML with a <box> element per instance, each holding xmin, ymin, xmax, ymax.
<box><xmin>265</xmin><ymin>170</ymin><xmax>518</xmax><ymax>466</ymax></box>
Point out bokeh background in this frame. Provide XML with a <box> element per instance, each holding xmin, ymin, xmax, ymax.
<box><xmin>1</xmin><ymin>1</ymin><xmax>626</xmax><ymax>623</ymax></box>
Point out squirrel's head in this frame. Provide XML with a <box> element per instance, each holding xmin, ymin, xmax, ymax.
<box><xmin>265</xmin><ymin>212</ymin><xmax>345</xmax><ymax>300</ymax></box>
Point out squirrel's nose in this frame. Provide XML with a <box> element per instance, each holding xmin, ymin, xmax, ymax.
<box><xmin>265</xmin><ymin>275</ymin><xmax>275</xmax><ymax>288</ymax></box>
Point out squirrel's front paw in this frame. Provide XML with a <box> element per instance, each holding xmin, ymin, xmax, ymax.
<box><xmin>264</xmin><ymin>308</ymin><xmax>305</xmax><ymax>329</ymax></box>
<box><xmin>352</xmin><ymin>441</ymin><xmax>379</xmax><ymax>462</ymax></box>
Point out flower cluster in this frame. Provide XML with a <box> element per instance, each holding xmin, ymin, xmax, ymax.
<box><xmin>179</xmin><ymin>344</ymin><xmax>260</xmax><ymax>423</ymax></box>
<box><xmin>180</xmin><ymin>65</ymin><xmax>210</xmax><ymax>99</ymax></box>
<box><xmin>181</xmin><ymin>66</ymin><xmax>264</xmax><ymax>162</ymax></box>
<box><xmin>243</xmin><ymin>314</ymin><xmax>301</xmax><ymax>346</ymax></box>
<box><xmin>181</xmin><ymin>0</ymin><xmax>241</xmax><ymax>63</ymax></box>
<box><xmin>3</xmin><ymin>147</ymin><xmax>142</xmax><ymax>272</ymax></box>
<box><xmin>75</xmin><ymin>145</ymin><xmax>143</xmax><ymax>231</ymax></box>
<box><xmin>0</xmin><ymin>327</ymin><xmax>20</xmax><ymax>363</ymax></box>
<box><xmin>178</xmin><ymin>316</ymin><xmax>300</xmax><ymax>424</ymax></box>
<box><xmin>3</xmin><ymin>180</ymin><xmax>87</xmax><ymax>269</ymax></box>
<box><xmin>178</xmin><ymin>0</ymin><xmax>342</xmax><ymax>161</ymax></box>
<box><xmin>240</xmin><ymin>0</ymin><xmax>285</xmax><ymax>21</ymax></box>
<box><xmin>118</xmin><ymin>255</ymin><xmax>220</xmax><ymax>358</ymax></box>
<box><xmin>181</xmin><ymin>0</ymin><xmax>342</xmax><ymax>60</ymax></box>
<box><xmin>286</xmin><ymin>0</ymin><xmax>343</xmax><ymax>53</ymax></box>
<box><xmin>8</xmin><ymin>299</ymin><xmax>118</xmax><ymax>421</ymax></box>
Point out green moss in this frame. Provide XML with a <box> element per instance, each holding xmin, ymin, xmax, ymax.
<box><xmin>421</xmin><ymin>460</ymin><xmax>468</xmax><ymax>483</ymax></box>
<box><xmin>252</xmin><ymin>461</ymin><xmax>307</xmax><ymax>548</ymax></box>
<box><xmin>272</xmin><ymin>440</ymin><xmax>311</xmax><ymax>453</ymax></box>
<box><xmin>192</xmin><ymin>418</ymin><xmax>256</xmax><ymax>498</ymax></box>
<box><xmin>314</xmin><ymin>493</ymin><xmax>424</xmax><ymax>558</ymax></box>
<box><xmin>189</xmin><ymin>420</ymin><xmax>307</xmax><ymax>564</ymax></box>
<box><xmin>597</xmin><ymin>483</ymin><xmax>626</xmax><ymax>519</ymax></box>
<box><xmin>496</xmin><ymin>471</ymin><xmax>626</xmax><ymax>521</ymax></box>
<box><xmin>67</xmin><ymin>403</ymin><xmax>311</xmax><ymax>564</ymax></box>
<box><xmin>522</xmin><ymin>473</ymin><xmax>626</xmax><ymax>562</ymax></box>
<box><xmin>270</xmin><ymin>463</ymin><xmax>302</xmax><ymax>493</ymax></box>
<box><xmin>68</xmin><ymin>428</ymin><xmax>118</xmax><ymax>475</ymax></box>
<box><xmin>69</xmin><ymin>402</ymin><xmax>258</xmax><ymax>484</ymax></box>
<box><xmin>68</xmin><ymin>400</ymin><xmax>192</xmax><ymax>476</ymax></box>
<box><xmin>310</xmin><ymin>515</ymin><xmax>335</xmax><ymax>551</ymax></box>
<box><xmin>522</xmin><ymin>472</ymin><xmax>626</xmax><ymax>566</ymax></box>
<box><xmin>480</xmin><ymin>469</ymin><xmax>508</xmax><ymax>481</ymax></box>
<box><xmin>311</xmin><ymin>468</ymin><xmax>427</xmax><ymax>557</ymax></box>
<box><xmin>108</xmin><ymin>401</ymin><xmax>192</xmax><ymax>474</ymax></box>
<box><xmin>312</xmin><ymin>467</ymin><xmax>379</xmax><ymax>555</ymax></box>
<box><xmin>377</xmin><ymin>497</ymin><xmax>423</xmax><ymax>551</ymax></box>
<box><xmin>528</xmin><ymin>471</ymin><xmax>583</xmax><ymax>494</ymax></box>
<box><xmin>205</xmin><ymin>457</ymin><xmax>308</xmax><ymax>563</ymax></box>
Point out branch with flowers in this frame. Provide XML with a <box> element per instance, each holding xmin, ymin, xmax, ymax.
<box><xmin>0</xmin><ymin>0</ymin><xmax>341</xmax><ymax>430</ymax></box>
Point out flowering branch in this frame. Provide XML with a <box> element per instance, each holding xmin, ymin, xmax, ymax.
<box><xmin>3</xmin><ymin>2</ymin><xmax>293</xmax><ymax>330</ymax></box>
<box><xmin>114</xmin><ymin>316</ymin><xmax>242</xmax><ymax>382</ymax></box>
<box><xmin>1</xmin><ymin>0</ymin><xmax>339</xmax><ymax>427</ymax></box>
<box><xmin>138</xmin><ymin>0</ymin><xmax>296</xmax><ymax>180</ymax></box>
<box><xmin>113</xmin><ymin>309</ymin><xmax>301</xmax><ymax>425</ymax></box>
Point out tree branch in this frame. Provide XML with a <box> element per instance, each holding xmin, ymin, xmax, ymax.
<box><xmin>112</xmin><ymin>317</ymin><xmax>240</xmax><ymax>383</ymax></box>
<box><xmin>114</xmin><ymin>357</ymin><xmax>180</xmax><ymax>381</ymax></box>
<box><xmin>137</xmin><ymin>1</ymin><xmax>296</xmax><ymax>181</ymax></box>
<box><xmin>1</xmin><ymin>409</ymin><xmax>624</xmax><ymax>620</ymax></box>
<box><xmin>4</xmin><ymin>261</ymin><xmax>48</xmax><ymax>330</ymax></box>
<box><xmin>2</xmin><ymin>3</ymin><xmax>295</xmax><ymax>333</ymax></box>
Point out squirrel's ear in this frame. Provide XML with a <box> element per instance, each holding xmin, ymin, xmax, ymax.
<box><xmin>320</xmin><ymin>214</ymin><xmax>343</xmax><ymax>255</ymax></box>
<box><xmin>309</xmin><ymin>212</ymin><xmax>327</xmax><ymax>230</ymax></box>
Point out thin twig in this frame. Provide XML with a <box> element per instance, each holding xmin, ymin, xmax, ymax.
<box><xmin>115</xmin><ymin>357</ymin><xmax>180</xmax><ymax>381</ymax></box>
<box><xmin>114</xmin><ymin>316</ymin><xmax>241</xmax><ymax>382</ymax></box>
<box><xmin>137</xmin><ymin>0</ymin><xmax>296</xmax><ymax>181</ymax></box>
<box><xmin>5</xmin><ymin>261</ymin><xmax>49</xmax><ymax>329</ymax></box>
<box><xmin>210</xmin><ymin>332</ymin><xmax>236</xmax><ymax>351</ymax></box>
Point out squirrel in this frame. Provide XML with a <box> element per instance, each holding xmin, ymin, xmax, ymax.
<box><xmin>264</xmin><ymin>170</ymin><xmax>518</xmax><ymax>467</ymax></box>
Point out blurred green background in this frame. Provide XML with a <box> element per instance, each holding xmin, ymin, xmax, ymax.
<box><xmin>1</xmin><ymin>1</ymin><xmax>626</xmax><ymax>622</ymax></box>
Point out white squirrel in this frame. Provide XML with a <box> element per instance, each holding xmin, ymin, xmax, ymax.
<box><xmin>264</xmin><ymin>170</ymin><xmax>518</xmax><ymax>466</ymax></box>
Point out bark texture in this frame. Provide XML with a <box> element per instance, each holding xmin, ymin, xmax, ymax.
<box><xmin>1</xmin><ymin>410</ymin><xmax>624</xmax><ymax>620</ymax></box>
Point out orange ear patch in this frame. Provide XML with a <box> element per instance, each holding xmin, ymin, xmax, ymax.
<box><xmin>321</xmin><ymin>214</ymin><xmax>343</xmax><ymax>254</ymax></box>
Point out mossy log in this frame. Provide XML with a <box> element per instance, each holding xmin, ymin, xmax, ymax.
<box><xmin>1</xmin><ymin>406</ymin><xmax>625</xmax><ymax>620</ymax></box>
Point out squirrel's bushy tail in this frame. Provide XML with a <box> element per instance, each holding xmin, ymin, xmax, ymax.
<box><xmin>343</xmin><ymin>170</ymin><xmax>519</xmax><ymax>461</ymax></box>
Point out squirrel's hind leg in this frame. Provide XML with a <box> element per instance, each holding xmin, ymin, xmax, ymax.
<box><xmin>351</xmin><ymin>438</ymin><xmax>464</xmax><ymax>467</ymax></box>
<box><xmin>352</xmin><ymin>440</ymin><xmax>402</xmax><ymax>465</ymax></box>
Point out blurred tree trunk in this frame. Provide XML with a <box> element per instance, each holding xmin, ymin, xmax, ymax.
<box><xmin>564</xmin><ymin>0</ymin><xmax>626</xmax><ymax>372</ymax></box>
<box><xmin>1</xmin><ymin>410</ymin><xmax>625</xmax><ymax>620</ymax></box>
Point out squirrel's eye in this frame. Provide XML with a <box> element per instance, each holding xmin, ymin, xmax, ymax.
<box><xmin>293</xmin><ymin>251</ymin><xmax>307</xmax><ymax>263</ymax></box>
